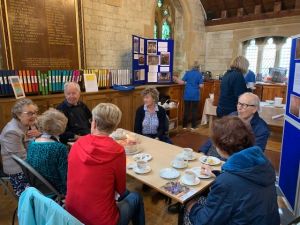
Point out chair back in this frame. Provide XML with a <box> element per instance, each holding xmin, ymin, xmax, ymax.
<box><xmin>11</xmin><ymin>154</ymin><xmax>63</xmax><ymax>202</ymax></box>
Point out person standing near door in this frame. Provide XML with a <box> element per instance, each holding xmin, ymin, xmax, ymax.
<box><xmin>173</xmin><ymin>62</ymin><xmax>203</xmax><ymax>130</ymax></box>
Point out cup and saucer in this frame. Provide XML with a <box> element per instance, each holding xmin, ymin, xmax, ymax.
<box><xmin>133</xmin><ymin>160</ymin><xmax>151</xmax><ymax>174</ymax></box>
<box><xmin>171</xmin><ymin>155</ymin><xmax>188</xmax><ymax>169</ymax></box>
<box><xmin>180</xmin><ymin>170</ymin><xmax>200</xmax><ymax>186</ymax></box>
<box><xmin>178</xmin><ymin>148</ymin><xmax>196</xmax><ymax>161</ymax></box>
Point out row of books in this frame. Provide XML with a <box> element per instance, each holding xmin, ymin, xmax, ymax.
<box><xmin>83</xmin><ymin>69</ymin><xmax>131</xmax><ymax>88</ymax></box>
<box><xmin>0</xmin><ymin>69</ymin><xmax>132</xmax><ymax>97</ymax></box>
<box><xmin>0</xmin><ymin>70</ymin><xmax>81</xmax><ymax>96</ymax></box>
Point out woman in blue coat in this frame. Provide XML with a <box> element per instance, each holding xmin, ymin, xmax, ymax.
<box><xmin>186</xmin><ymin>116</ymin><xmax>280</xmax><ymax>225</ymax></box>
<box><xmin>217</xmin><ymin>56</ymin><xmax>249</xmax><ymax>117</ymax></box>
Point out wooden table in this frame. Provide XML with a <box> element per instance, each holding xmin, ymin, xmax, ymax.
<box><xmin>125</xmin><ymin>132</ymin><xmax>221</xmax><ymax>225</ymax></box>
<box><xmin>259</xmin><ymin>102</ymin><xmax>285</xmax><ymax>127</ymax></box>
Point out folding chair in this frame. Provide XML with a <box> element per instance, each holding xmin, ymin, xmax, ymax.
<box><xmin>11</xmin><ymin>154</ymin><xmax>64</xmax><ymax>203</ymax></box>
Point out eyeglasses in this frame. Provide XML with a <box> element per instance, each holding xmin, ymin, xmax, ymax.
<box><xmin>22</xmin><ymin>111</ymin><xmax>38</xmax><ymax>117</ymax></box>
<box><xmin>237</xmin><ymin>102</ymin><xmax>256</xmax><ymax>109</ymax></box>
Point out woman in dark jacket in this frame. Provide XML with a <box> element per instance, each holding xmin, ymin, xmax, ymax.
<box><xmin>217</xmin><ymin>56</ymin><xmax>249</xmax><ymax>117</ymax></box>
<box><xmin>134</xmin><ymin>87</ymin><xmax>171</xmax><ymax>143</ymax></box>
<box><xmin>186</xmin><ymin>116</ymin><xmax>279</xmax><ymax>225</ymax></box>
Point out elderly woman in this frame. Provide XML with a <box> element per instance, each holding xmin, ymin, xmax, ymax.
<box><xmin>217</xmin><ymin>56</ymin><xmax>249</xmax><ymax>117</ymax></box>
<box><xmin>0</xmin><ymin>98</ymin><xmax>40</xmax><ymax>196</ymax></box>
<box><xmin>57</xmin><ymin>82</ymin><xmax>92</xmax><ymax>143</ymax></box>
<box><xmin>66</xmin><ymin>103</ymin><xmax>145</xmax><ymax>225</ymax></box>
<box><xmin>134</xmin><ymin>87</ymin><xmax>171</xmax><ymax>143</ymax></box>
<box><xmin>186</xmin><ymin>116</ymin><xmax>279</xmax><ymax>225</ymax></box>
<box><xmin>27</xmin><ymin>108</ymin><xmax>68</xmax><ymax>194</ymax></box>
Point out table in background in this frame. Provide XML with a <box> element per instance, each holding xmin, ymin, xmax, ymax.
<box><xmin>126</xmin><ymin>131</ymin><xmax>221</xmax><ymax>225</ymax></box>
<box><xmin>200</xmin><ymin>98</ymin><xmax>285</xmax><ymax>128</ymax></box>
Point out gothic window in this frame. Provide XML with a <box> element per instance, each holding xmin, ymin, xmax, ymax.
<box><xmin>154</xmin><ymin>0</ymin><xmax>174</xmax><ymax>40</ymax></box>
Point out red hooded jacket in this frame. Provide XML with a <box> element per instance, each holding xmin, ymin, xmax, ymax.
<box><xmin>66</xmin><ymin>134</ymin><xmax>126</xmax><ymax>225</ymax></box>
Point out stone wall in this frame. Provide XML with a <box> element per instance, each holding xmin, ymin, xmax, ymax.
<box><xmin>205</xmin><ymin>16</ymin><xmax>300</xmax><ymax>77</ymax></box>
<box><xmin>82</xmin><ymin>0</ymin><xmax>206</xmax><ymax>75</ymax></box>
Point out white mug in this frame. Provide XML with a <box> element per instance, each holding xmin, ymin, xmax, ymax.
<box><xmin>137</xmin><ymin>160</ymin><xmax>147</xmax><ymax>171</ymax></box>
<box><xmin>184</xmin><ymin>170</ymin><xmax>196</xmax><ymax>183</ymax></box>
<box><xmin>182</xmin><ymin>148</ymin><xmax>193</xmax><ymax>159</ymax></box>
<box><xmin>274</xmin><ymin>97</ymin><xmax>283</xmax><ymax>107</ymax></box>
<box><xmin>173</xmin><ymin>156</ymin><xmax>187</xmax><ymax>168</ymax></box>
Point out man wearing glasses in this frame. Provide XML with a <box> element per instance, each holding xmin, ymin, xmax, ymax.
<box><xmin>200</xmin><ymin>92</ymin><xmax>270</xmax><ymax>158</ymax></box>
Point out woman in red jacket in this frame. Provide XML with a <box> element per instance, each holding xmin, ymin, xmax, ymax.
<box><xmin>66</xmin><ymin>103</ymin><xmax>145</xmax><ymax>225</ymax></box>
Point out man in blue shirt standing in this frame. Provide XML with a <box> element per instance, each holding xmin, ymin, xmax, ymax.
<box><xmin>244</xmin><ymin>69</ymin><xmax>256</xmax><ymax>91</ymax></box>
<box><xmin>173</xmin><ymin>62</ymin><xmax>203</xmax><ymax>129</ymax></box>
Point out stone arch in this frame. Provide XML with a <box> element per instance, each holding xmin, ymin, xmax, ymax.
<box><xmin>150</xmin><ymin>0</ymin><xmax>205</xmax><ymax>75</ymax></box>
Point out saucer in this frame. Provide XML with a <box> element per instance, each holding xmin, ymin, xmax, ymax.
<box><xmin>171</xmin><ymin>161</ymin><xmax>188</xmax><ymax>169</ymax></box>
<box><xmin>160</xmin><ymin>168</ymin><xmax>180</xmax><ymax>179</ymax></box>
<box><xmin>127</xmin><ymin>162</ymin><xmax>137</xmax><ymax>169</ymax></box>
<box><xmin>133</xmin><ymin>153</ymin><xmax>152</xmax><ymax>162</ymax></box>
<box><xmin>190</xmin><ymin>167</ymin><xmax>211</xmax><ymax>179</ymax></box>
<box><xmin>199</xmin><ymin>156</ymin><xmax>221</xmax><ymax>166</ymax></box>
<box><xmin>125</xmin><ymin>146</ymin><xmax>142</xmax><ymax>155</ymax></box>
<box><xmin>180</xmin><ymin>176</ymin><xmax>200</xmax><ymax>186</ymax></box>
<box><xmin>178</xmin><ymin>153</ymin><xmax>197</xmax><ymax>161</ymax></box>
<box><xmin>133</xmin><ymin>165</ymin><xmax>151</xmax><ymax>174</ymax></box>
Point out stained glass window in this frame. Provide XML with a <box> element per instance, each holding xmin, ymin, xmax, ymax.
<box><xmin>154</xmin><ymin>0</ymin><xmax>173</xmax><ymax>39</ymax></box>
<box><xmin>154</xmin><ymin>22</ymin><xmax>158</xmax><ymax>39</ymax></box>
<box><xmin>245</xmin><ymin>40</ymin><xmax>258</xmax><ymax>72</ymax></box>
<box><xmin>157</xmin><ymin>0</ymin><xmax>163</xmax><ymax>8</ymax></box>
<box><xmin>260</xmin><ymin>38</ymin><xmax>276</xmax><ymax>75</ymax></box>
<box><xmin>279</xmin><ymin>38</ymin><xmax>292</xmax><ymax>75</ymax></box>
<box><xmin>162</xmin><ymin>21</ymin><xmax>170</xmax><ymax>40</ymax></box>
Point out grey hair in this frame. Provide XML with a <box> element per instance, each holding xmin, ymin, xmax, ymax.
<box><xmin>37</xmin><ymin>108</ymin><xmax>68</xmax><ymax>136</ymax></box>
<box><xmin>239</xmin><ymin>92</ymin><xmax>260</xmax><ymax>111</ymax></box>
<box><xmin>92</xmin><ymin>103</ymin><xmax>122</xmax><ymax>134</ymax></box>
<box><xmin>11</xmin><ymin>98</ymin><xmax>37</xmax><ymax>119</ymax></box>
<box><xmin>64</xmin><ymin>82</ymin><xmax>81</xmax><ymax>93</ymax></box>
<box><xmin>141</xmin><ymin>87</ymin><xmax>160</xmax><ymax>103</ymax></box>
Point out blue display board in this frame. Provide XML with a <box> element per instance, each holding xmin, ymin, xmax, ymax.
<box><xmin>279</xmin><ymin>35</ymin><xmax>300</xmax><ymax>214</ymax></box>
<box><xmin>132</xmin><ymin>35</ymin><xmax>174</xmax><ymax>85</ymax></box>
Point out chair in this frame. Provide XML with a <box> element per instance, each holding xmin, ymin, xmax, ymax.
<box><xmin>11</xmin><ymin>154</ymin><xmax>64</xmax><ymax>203</ymax></box>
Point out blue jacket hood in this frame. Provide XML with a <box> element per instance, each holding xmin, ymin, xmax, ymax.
<box><xmin>222</xmin><ymin>146</ymin><xmax>276</xmax><ymax>187</ymax></box>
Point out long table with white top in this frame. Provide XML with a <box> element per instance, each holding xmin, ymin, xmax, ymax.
<box><xmin>125</xmin><ymin>131</ymin><xmax>222</xmax><ymax>225</ymax></box>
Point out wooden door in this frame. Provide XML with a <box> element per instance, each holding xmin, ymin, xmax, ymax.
<box><xmin>199</xmin><ymin>81</ymin><xmax>214</xmax><ymax>119</ymax></box>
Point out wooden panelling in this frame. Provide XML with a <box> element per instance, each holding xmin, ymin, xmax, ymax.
<box><xmin>199</xmin><ymin>81</ymin><xmax>214</xmax><ymax>119</ymax></box>
<box><xmin>0</xmin><ymin>85</ymin><xmax>185</xmax><ymax>132</ymax></box>
<box><xmin>261</xmin><ymin>84</ymin><xmax>287</xmax><ymax>103</ymax></box>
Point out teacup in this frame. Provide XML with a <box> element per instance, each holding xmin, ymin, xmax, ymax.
<box><xmin>137</xmin><ymin>160</ymin><xmax>147</xmax><ymax>171</ymax></box>
<box><xmin>182</xmin><ymin>148</ymin><xmax>194</xmax><ymax>160</ymax></box>
<box><xmin>173</xmin><ymin>156</ymin><xmax>188</xmax><ymax>168</ymax></box>
<box><xmin>184</xmin><ymin>170</ymin><xmax>196</xmax><ymax>184</ymax></box>
<box><xmin>126</xmin><ymin>144</ymin><xmax>137</xmax><ymax>153</ymax></box>
<box><xmin>274</xmin><ymin>97</ymin><xmax>283</xmax><ymax>107</ymax></box>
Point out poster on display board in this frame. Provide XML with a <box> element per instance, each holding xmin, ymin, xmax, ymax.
<box><xmin>132</xmin><ymin>35</ymin><xmax>174</xmax><ymax>85</ymax></box>
<box><xmin>279</xmin><ymin>35</ymin><xmax>300</xmax><ymax>216</ymax></box>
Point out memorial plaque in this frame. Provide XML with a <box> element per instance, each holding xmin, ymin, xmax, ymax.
<box><xmin>1</xmin><ymin>0</ymin><xmax>82</xmax><ymax>69</ymax></box>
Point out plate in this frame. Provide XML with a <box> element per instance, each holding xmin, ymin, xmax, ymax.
<box><xmin>133</xmin><ymin>153</ymin><xmax>152</xmax><ymax>162</ymax></box>
<box><xmin>171</xmin><ymin>161</ymin><xmax>188</xmax><ymax>169</ymax></box>
<box><xmin>177</xmin><ymin>153</ymin><xmax>197</xmax><ymax>161</ymax></box>
<box><xmin>133</xmin><ymin>165</ymin><xmax>151</xmax><ymax>174</ymax></box>
<box><xmin>199</xmin><ymin>156</ymin><xmax>221</xmax><ymax>166</ymax></box>
<box><xmin>190</xmin><ymin>167</ymin><xmax>211</xmax><ymax>179</ymax></box>
<box><xmin>125</xmin><ymin>147</ymin><xmax>142</xmax><ymax>155</ymax></box>
<box><xmin>266</xmin><ymin>100</ymin><xmax>274</xmax><ymax>104</ymax></box>
<box><xmin>180</xmin><ymin>176</ymin><xmax>200</xmax><ymax>186</ymax></box>
<box><xmin>160</xmin><ymin>168</ymin><xmax>180</xmax><ymax>179</ymax></box>
<box><xmin>274</xmin><ymin>104</ymin><xmax>285</xmax><ymax>108</ymax></box>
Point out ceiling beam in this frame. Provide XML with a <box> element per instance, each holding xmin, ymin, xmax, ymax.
<box><xmin>296</xmin><ymin>0</ymin><xmax>300</xmax><ymax>9</ymax></box>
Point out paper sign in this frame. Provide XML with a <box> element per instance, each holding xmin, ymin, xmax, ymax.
<box><xmin>140</xmin><ymin>38</ymin><xmax>144</xmax><ymax>54</ymax></box>
<box><xmin>84</xmin><ymin>74</ymin><xmax>98</xmax><ymax>92</ymax></box>
<box><xmin>9</xmin><ymin>76</ymin><xmax>25</xmax><ymax>99</ymax></box>
<box><xmin>160</xmin><ymin>66</ymin><xmax>170</xmax><ymax>72</ymax></box>
<box><xmin>158</xmin><ymin>42</ymin><xmax>168</xmax><ymax>52</ymax></box>
<box><xmin>148</xmin><ymin>72</ymin><xmax>157</xmax><ymax>82</ymax></box>
<box><xmin>293</xmin><ymin>63</ymin><xmax>300</xmax><ymax>94</ymax></box>
<box><xmin>134</xmin><ymin>54</ymin><xmax>139</xmax><ymax>60</ymax></box>
<box><xmin>149</xmin><ymin>65</ymin><xmax>158</xmax><ymax>72</ymax></box>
